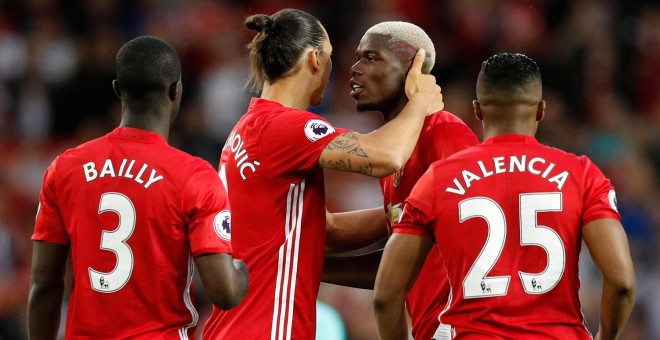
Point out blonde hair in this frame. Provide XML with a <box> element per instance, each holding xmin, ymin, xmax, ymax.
<box><xmin>365</xmin><ymin>21</ymin><xmax>435</xmax><ymax>74</ymax></box>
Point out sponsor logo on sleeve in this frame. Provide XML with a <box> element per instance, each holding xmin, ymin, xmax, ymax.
<box><xmin>304</xmin><ymin>119</ymin><xmax>335</xmax><ymax>142</ymax></box>
<box><xmin>213</xmin><ymin>210</ymin><xmax>232</xmax><ymax>241</ymax></box>
<box><xmin>608</xmin><ymin>189</ymin><xmax>618</xmax><ymax>212</ymax></box>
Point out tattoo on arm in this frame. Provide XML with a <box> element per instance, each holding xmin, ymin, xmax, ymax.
<box><xmin>318</xmin><ymin>156</ymin><xmax>374</xmax><ymax>176</ymax></box>
<box><xmin>324</xmin><ymin>132</ymin><xmax>368</xmax><ymax>157</ymax></box>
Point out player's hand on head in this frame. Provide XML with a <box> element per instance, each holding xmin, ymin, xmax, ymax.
<box><xmin>405</xmin><ymin>48</ymin><xmax>444</xmax><ymax>116</ymax></box>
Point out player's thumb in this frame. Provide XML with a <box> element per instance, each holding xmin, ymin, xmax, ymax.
<box><xmin>407</xmin><ymin>48</ymin><xmax>425</xmax><ymax>77</ymax></box>
<box><xmin>405</xmin><ymin>48</ymin><xmax>425</xmax><ymax>98</ymax></box>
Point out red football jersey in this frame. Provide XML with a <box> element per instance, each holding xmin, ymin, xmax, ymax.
<box><xmin>395</xmin><ymin>134</ymin><xmax>620</xmax><ymax>339</ymax></box>
<box><xmin>203</xmin><ymin>98</ymin><xmax>349</xmax><ymax>340</ymax></box>
<box><xmin>380</xmin><ymin>112</ymin><xmax>478</xmax><ymax>340</ymax></box>
<box><xmin>33</xmin><ymin>127</ymin><xmax>232</xmax><ymax>340</ymax></box>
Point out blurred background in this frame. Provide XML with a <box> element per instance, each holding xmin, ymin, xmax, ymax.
<box><xmin>0</xmin><ymin>0</ymin><xmax>657</xmax><ymax>339</ymax></box>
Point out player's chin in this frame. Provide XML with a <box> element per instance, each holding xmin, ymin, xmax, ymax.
<box><xmin>356</xmin><ymin>100</ymin><xmax>377</xmax><ymax>112</ymax></box>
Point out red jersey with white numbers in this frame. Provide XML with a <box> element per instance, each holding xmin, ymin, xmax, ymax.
<box><xmin>380</xmin><ymin>111</ymin><xmax>478</xmax><ymax>340</ymax></box>
<box><xmin>203</xmin><ymin>98</ymin><xmax>349</xmax><ymax>340</ymax></box>
<box><xmin>33</xmin><ymin>127</ymin><xmax>233</xmax><ymax>339</ymax></box>
<box><xmin>395</xmin><ymin>134</ymin><xmax>620</xmax><ymax>339</ymax></box>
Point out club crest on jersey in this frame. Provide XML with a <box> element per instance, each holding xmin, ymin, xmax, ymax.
<box><xmin>304</xmin><ymin>119</ymin><xmax>335</xmax><ymax>142</ymax></box>
<box><xmin>213</xmin><ymin>210</ymin><xmax>231</xmax><ymax>241</ymax></box>
<box><xmin>393</xmin><ymin>168</ymin><xmax>405</xmax><ymax>187</ymax></box>
<box><xmin>387</xmin><ymin>203</ymin><xmax>403</xmax><ymax>227</ymax></box>
<box><xmin>608</xmin><ymin>189</ymin><xmax>618</xmax><ymax>212</ymax></box>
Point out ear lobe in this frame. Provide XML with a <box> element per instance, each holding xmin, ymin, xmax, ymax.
<box><xmin>536</xmin><ymin>100</ymin><xmax>546</xmax><ymax>122</ymax></box>
<box><xmin>473</xmin><ymin>100</ymin><xmax>483</xmax><ymax>121</ymax></box>
<box><xmin>112</xmin><ymin>80</ymin><xmax>121</xmax><ymax>98</ymax></box>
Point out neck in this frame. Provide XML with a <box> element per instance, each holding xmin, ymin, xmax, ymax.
<box><xmin>119</xmin><ymin>102</ymin><xmax>171</xmax><ymax>140</ymax></box>
<box><xmin>482</xmin><ymin>120</ymin><xmax>537</xmax><ymax>140</ymax></box>
<box><xmin>382</xmin><ymin>89</ymin><xmax>410</xmax><ymax>122</ymax></box>
<box><xmin>260</xmin><ymin>74</ymin><xmax>314</xmax><ymax>110</ymax></box>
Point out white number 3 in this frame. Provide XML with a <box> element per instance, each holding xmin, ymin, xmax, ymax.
<box><xmin>461</xmin><ymin>193</ymin><xmax>565</xmax><ymax>299</ymax></box>
<box><xmin>88</xmin><ymin>193</ymin><xmax>136</xmax><ymax>293</ymax></box>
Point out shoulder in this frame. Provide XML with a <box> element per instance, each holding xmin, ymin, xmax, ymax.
<box><xmin>423</xmin><ymin>111</ymin><xmax>476</xmax><ymax>138</ymax></box>
<box><xmin>426</xmin><ymin>110</ymin><xmax>470</xmax><ymax>126</ymax></box>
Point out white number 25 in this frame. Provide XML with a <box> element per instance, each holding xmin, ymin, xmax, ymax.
<box><xmin>460</xmin><ymin>192</ymin><xmax>565</xmax><ymax>298</ymax></box>
<box><xmin>88</xmin><ymin>193</ymin><xmax>136</xmax><ymax>293</ymax></box>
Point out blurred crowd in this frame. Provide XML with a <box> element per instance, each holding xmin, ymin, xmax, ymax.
<box><xmin>0</xmin><ymin>0</ymin><xmax>657</xmax><ymax>339</ymax></box>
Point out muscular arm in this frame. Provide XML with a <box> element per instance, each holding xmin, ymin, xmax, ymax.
<box><xmin>326</xmin><ymin>208</ymin><xmax>388</xmax><ymax>253</ymax></box>
<box><xmin>195</xmin><ymin>254</ymin><xmax>249</xmax><ymax>310</ymax></box>
<box><xmin>583</xmin><ymin>218</ymin><xmax>636</xmax><ymax>340</ymax></box>
<box><xmin>373</xmin><ymin>233</ymin><xmax>433</xmax><ymax>340</ymax></box>
<box><xmin>323</xmin><ymin>249</ymin><xmax>383</xmax><ymax>289</ymax></box>
<box><xmin>318</xmin><ymin>49</ymin><xmax>443</xmax><ymax>178</ymax></box>
<box><xmin>28</xmin><ymin>241</ymin><xmax>69</xmax><ymax>340</ymax></box>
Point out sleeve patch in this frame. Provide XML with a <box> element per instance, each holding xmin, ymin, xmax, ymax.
<box><xmin>608</xmin><ymin>189</ymin><xmax>618</xmax><ymax>212</ymax></box>
<box><xmin>304</xmin><ymin>119</ymin><xmax>335</xmax><ymax>142</ymax></box>
<box><xmin>213</xmin><ymin>210</ymin><xmax>232</xmax><ymax>241</ymax></box>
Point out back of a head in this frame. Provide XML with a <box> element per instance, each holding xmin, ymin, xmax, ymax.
<box><xmin>478</xmin><ymin>53</ymin><xmax>541</xmax><ymax>99</ymax></box>
<box><xmin>244</xmin><ymin>8</ymin><xmax>326</xmax><ymax>92</ymax></box>
<box><xmin>365</xmin><ymin>21</ymin><xmax>436</xmax><ymax>74</ymax></box>
<box><xmin>115</xmin><ymin>36</ymin><xmax>181</xmax><ymax>101</ymax></box>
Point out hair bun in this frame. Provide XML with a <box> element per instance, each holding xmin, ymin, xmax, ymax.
<box><xmin>245</xmin><ymin>14</ymin><xmax>274</xmax><ymax>34</ymax></box>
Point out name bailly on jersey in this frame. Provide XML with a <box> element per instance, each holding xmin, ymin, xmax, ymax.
<box><xmin>446</xmin><ymin>155</ymin><xmax>569</xmax><ymax>195</ymax></box>
<box><xmin>83</xmin><ymin>159</ymin><xmax>164</xmax><ymax>189</ymax></box>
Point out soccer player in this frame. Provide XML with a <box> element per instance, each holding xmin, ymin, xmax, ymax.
<box><xmin>202</xmin><ymin>9</ymin><xmax>443</xmax><ymax>340</ymax></box>
<box><xmin>322</xmin><ymin>21</ymin><xmax>479</xmax><ymax>340</ymax></box>
<box><xmin>373</xmin><ymin>53</ymin><xmax>636</xmax><ymax>339</ymax></box>
<box><xmin>28</xmin><ymin>36</ymin><xmax>249</xmax><ymax>339</ymax></box>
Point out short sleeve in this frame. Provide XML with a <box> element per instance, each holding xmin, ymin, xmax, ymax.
<box><xmin>262</xmin><ymin>109</ymin><xmax>350</xmax><ymax>174</ymax></box>
<box><xmin>393</xmin><ymin>166</ymin><xmax>436</xmax><ymax>239</ymax></box>
<box><xmin>184</xmin><ymin>163</ymin><xmax>233</xmax><ymax>257</ymax></box>
<box><xmin>33</xmin><ymin>158</ymin><xmax>70</xmax><ymax>245</ymax></box>
<box><xmin>581</xmin><ymin>156</ymin><xmax>621</xmax><ymax>224</ymax></box>
<box><xmin>422</xmin><ymin>121</ymin><xmax>479</xmax><ymax>167</ymax></box>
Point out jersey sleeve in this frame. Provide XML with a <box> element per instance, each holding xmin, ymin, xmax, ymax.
<box><xmin>33</xmin><ymin>158</ymin><xmax>70</xmax><ymax>245</ymax></box>
<box><xmin>261</xmin><ymin>109</ymin><xmax>350</xmax><ymax>174</ymax></box>
<box><xmin>184</xmin><ymin>162</ymin><xmax>233</xmax><ymax>257</ymax></box>
<box><xmin>393</xmin><ymin>166</ymin><xmax>436</xmax><ymax>239</ymax></box>
<box><xmin>580</xmin><ymin>156</ymin><xmax>621</xmax><ymax>224</ymax></box>
<box><xmin>422</xmin><ymin>121</ymin><xmax>479</xmax><ymax>167</ymax></box>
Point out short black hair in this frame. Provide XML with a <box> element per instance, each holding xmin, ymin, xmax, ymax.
<box><xmin>480</xmin><ymin>53</ymin><xmax>541</xmax><ymax>90</ymax></box>
<box><xmin>244</xmin><ymin>8</ymin><xmax>326</xmax><ymax>92</ymax></box>
<box><xmin>115</xmin><ymin>36</ymin><xmax>181</xmax><ymax>98</ymax></box>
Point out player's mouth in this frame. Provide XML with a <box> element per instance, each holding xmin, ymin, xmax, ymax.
<box><xmin>349</xmin><ymin>79</ymin><xmax>364</xmax><ymax>98</ymax></box>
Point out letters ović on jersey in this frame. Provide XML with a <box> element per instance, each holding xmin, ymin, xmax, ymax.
<box><xmin>446</xmin><ymin>155</ymin><xmax>569</xmax><ymax>195</ymax></box>
<box><xmin>82</xmin><ymin>159</ymin><xmax>164</xmax><ymax>189</ymax></box>
<box><xmin>224</xmin><ymin>131</ymin><xmax>260</xmax><ymax>180</ymax></box>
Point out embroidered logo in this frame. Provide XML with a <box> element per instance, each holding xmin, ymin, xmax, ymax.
<box><xmin>304</xmin><ymin>119</ymin><xmax>335</xmax><ymax>142</ymax></box>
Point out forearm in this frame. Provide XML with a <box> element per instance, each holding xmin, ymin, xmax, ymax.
<box><xmin>322</xmin><ymin>250</ymin><xmax>383</xmax><ymax>289</ymax></box>
<box><xmin>28</xmin><ymin>283</ymin><xmax>64</xmax><ymax>340</ymax></box>
<box><xmin>374</xmin><ymin>295</ymin><xmax>408</xmax><ymax>340</ymax></box>
<box><xmin>597</xmin><ymin>279</ymin><xmax>636</xmax><ymax>340</ymax></box>
<box><xmin>326</xmin><ymin>208</ymin><xmax>387</xmax><ymax>253</ymax></box>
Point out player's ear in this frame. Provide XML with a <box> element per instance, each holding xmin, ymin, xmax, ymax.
<box><xmin>536</xmin><ymin>100</ymin><xmax>545</xmax><ymax>122</ymax></box>
<box><xmin>112</xmin><ymin>80</ymin><xmax>121</xmax><ymax>98</ymax></box>
<box><xmin>473</xmin><ymin>100</ymin><xmax>483</xmax><ymax>121</ymax></box>
<box><xmin>307</xmin><ymin>48</ymin><xmax>321</xmax><ymax>73</ymax></box>
<box><xmin>168</xmin><ymin>80</ymin><xmax>181</xmax><ymax>101</ymax></box>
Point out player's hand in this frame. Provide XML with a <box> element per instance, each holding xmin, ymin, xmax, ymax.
<box><xmin>233</xmin><ymin>259</ymin><xmax>249</xmax><ymax>279</ymax></box>
<box><xmin>404</xmin><ymin>48</ymin><xmax>444</xmax><ymax>116</ymax></box>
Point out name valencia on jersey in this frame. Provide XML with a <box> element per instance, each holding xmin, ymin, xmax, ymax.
<box><xmin>83</xmin><ymin>159</ymin><xmax>164</xmax><ymax>189</ymax></box>
<box><xmin>446</xmin><ymin>155</ymin><xmax>569</xmax><ymax>195</ymax></box>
